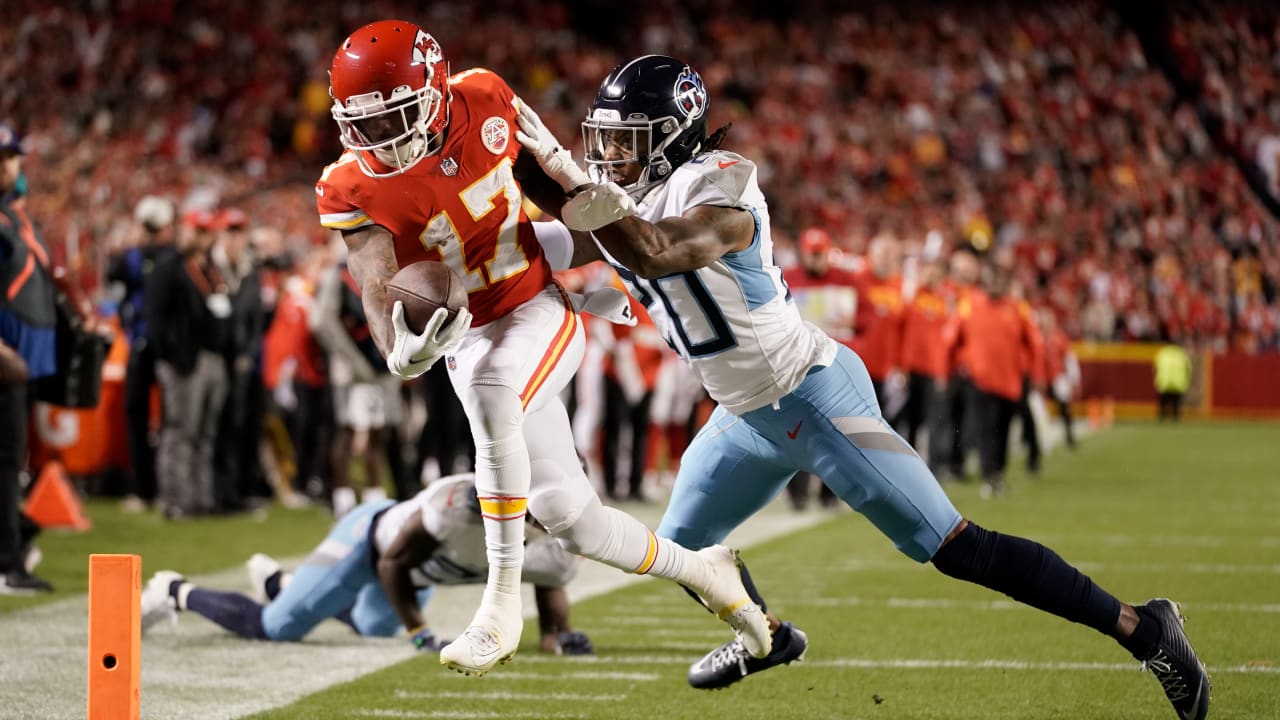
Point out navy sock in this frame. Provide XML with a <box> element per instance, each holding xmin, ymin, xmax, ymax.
<box><xmin>185</xmin><ymin>588</ymin><xmax>269</xmax><ymax>640</ymax></box>
<box><xmin>334</xmin><ymin>605</ymin><xmax>358</xmax><ymax>633</ymax></box>
<box><xmin>738</xmin><ymin>559</ymin><xmax>768</xmax><ymax>614</ymax></box>
<box><xmin>1119</xmin><ymin>604</ymin><xmax>1162</xmax><ymax>660</ymax></box>
<box><xmin>264</xmin><ymin>571</ymin><xmax>282</xmax><ymax>601</ymax></box>
<box><xmin>931</xmin><ymin>522</ymin><xmax>1121</xmax><ymax>637</ymax></box>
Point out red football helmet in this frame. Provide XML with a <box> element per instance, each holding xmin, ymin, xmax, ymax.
<box><xmin>329</xmin><ymin>20</ymin><xmax>451</xmax><ymax>177</ymax></box>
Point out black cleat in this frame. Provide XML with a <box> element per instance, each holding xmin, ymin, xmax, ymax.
<box><xmin>688</xmin><ymin>621</ymin><xmax>808</xmax><ymax>690</ymax></box>
<box><xmin>1</xmin><ymin>568</ymin><xmax>53</xmax><ymax>594</ymax></box>
<box><xmin>558</xmin><ymin>630</ymin><xmax>595</xmax><ymax>656</ymax></box>
<box><xmin>1136</xmin><ymin>599</ymin><xmax>1211</xmax><ymax>720</ymax></box>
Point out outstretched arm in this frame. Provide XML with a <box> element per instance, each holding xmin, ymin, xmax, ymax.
<box><xmin>376</xmin><ymin>509</ymin><xmax>441</xmax><ymax>635</ymax></box>
<box><xmin>341</xmin><ymin>225</ymin><xmax>398</xmax><ymax>355</ymax></box>
<box><xmin>592</xmin><ymin>204</ymin><xmax>754</xmax><ymax>279</ymax></box>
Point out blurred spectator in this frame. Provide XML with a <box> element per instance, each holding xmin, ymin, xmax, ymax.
<box><xmin>261</xmin><ymin>256</ymin><xmax>330</xmax><ymax>503</ymax></box>
<box><xmin>934</xmin><ymin>247</ymin><xmax>981</xmax><ymax>479</ymax></box>
<box><xmin>895</xmin><ymin>256</ymin><xmax>949</xmax><ymax>453</ymax></box>
<box><xmin>946</xmin><ymin>260</ymin><xmax>1042</xmax><ymax>497</ymax></box>
<box><xmin>106</xmin><ymin>195</ymin><xmax>177</xmax><ymax>511</ymax></box>
<box><xmin>147</xmin><ymin>210</ymin><xmax>230</xmax><ymax>519</ymax></box>
<box><xmin>600</xmin><ymin>288</ymin><xmax>660</xmax><ymax>502</ymax></box>
<box><xmin>850</xmin><ymin>235</ymin><xmax>904</xmax><ymax>411</ymax></box>
<box><xmin>781</xmin><ymin>228</ymin><xmax>851</xmax><ymax>509</ymax></box>
<box><xmin>1154</xmin><ymin>339</ymin><xmax>1193</xmax><ymax>421</ymax></box>
<box><xmin>308</xmin><ymin>260</ymin><xmax>397</xmax><ymax>518</ymax></box>
<box><xmin>212</xmin><ymin>208</ymin><xmax>269</xmax><ymax>511</ymax></box>
<box><xmin>1040</xmin><ymin>309</ymin><xmax>1080</xmax><ymax>449</ymax></box>
<box><xmin>0</xmin><ymin>122</ymin><xmax>53</xmax><ymax>592</ymax></box>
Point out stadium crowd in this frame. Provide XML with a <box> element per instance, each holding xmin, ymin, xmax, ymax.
<box><xmin>3</xmin><ymin>1</ymin><xmax>1280</xmax><ymax>530</ymax></box>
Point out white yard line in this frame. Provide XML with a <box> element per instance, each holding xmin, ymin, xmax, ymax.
<box><xmin>0</xmin><ymin>497</ymin><xmax>825</xmax><ymax>720</ymax></box>
<box><xmin>780</xmin><ymin>596</ymin><xmax>1280</xmax><ymax>614</ymax></box>
<box><xmin>440</xmin><ymin>670</ymin><xmax>660</xmax><ymax>682</ymax></box>
<box><xmin>352</xmin><ymin>711</ymin><xmax>587</xmax><ymax>719</ymax></box>
<box><xmin>394</xmin><ymin>689</ymin><xmax>627</xmax><ymax>702</ymax></box>
<box><xmin>517</xmin><ymin>654</ymin><xmax>1280</xmax><ymax>675</ymax></box>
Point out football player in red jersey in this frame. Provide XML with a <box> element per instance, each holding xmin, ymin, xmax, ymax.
<box><xmin>316</xmin><ymin>21</ymin><xmax>769</xmax><ymax>677</ymax></box>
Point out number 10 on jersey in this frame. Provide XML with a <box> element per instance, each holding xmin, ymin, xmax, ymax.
<box><xmin>418</xmin><ymin>157</ymin><xmax>529</xmax><ymax>292</ymax></box>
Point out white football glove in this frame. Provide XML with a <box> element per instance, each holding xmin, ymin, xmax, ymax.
<box><xmin>560</xmin><ymin>181</ymin><xmax>638</xmax><ymax>232</ymax></box>
<box><xmin>514</xmin><ymin>98</ymin><xmax>591</xmax><ymax>192</ymax></box>
<box><xmin>567</xmin><ymin>287</ymin><xmax>637</xmax><ymax>327</ymax></box>
<box><xmin>386</xmin><ymin>302</ymin><xmax>472</xmax><ymax>379</ymax></box>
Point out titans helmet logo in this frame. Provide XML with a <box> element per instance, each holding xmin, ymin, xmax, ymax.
<box><xmin>673</xmin><ymin>67</ymin><xmax>707</xmax><ymax>120</ymax></box>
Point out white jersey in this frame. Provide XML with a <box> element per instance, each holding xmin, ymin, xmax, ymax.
<box><xmin>373</xmin><ymin>474</ymin><xmax>579</xmax><ymax>587</ymax></box>
<box><xmin>596</xmin><ymin>150</ymin><xmax>837</xmax><ymax>414</ymax></box>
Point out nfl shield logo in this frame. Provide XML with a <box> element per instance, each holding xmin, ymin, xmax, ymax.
<box><xmin>441</xmin><ymin>157</ymin><xmax>459</xmax><ymax>176</ymax></box>
<box><xmin>447</xmin><ymin>356</ymin><xmax>457</xmax><ymax>371</ymax></box>
<box><xmin>481</xmin><ymin>116</ymin><xmax>509</xmax><ymax>155</ymax></box>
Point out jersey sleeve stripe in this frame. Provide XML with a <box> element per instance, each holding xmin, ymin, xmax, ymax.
<box><xmin>319</xmin><ymin>210</ymin><xmax>374</xmax><ymax>230</ymax></box>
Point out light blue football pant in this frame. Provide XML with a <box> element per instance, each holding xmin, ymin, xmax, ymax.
<box><xmin>262</xmin><ymin>499</ymin><xmax>433</xmax><ymax>640</ymax></box>
<box><xmin>657</xmin><ymin>345</ymin><xmax>963</xmax><ymax>563</ymax></box>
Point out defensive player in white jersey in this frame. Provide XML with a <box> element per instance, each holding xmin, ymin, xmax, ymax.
<box><xmin>139</xmin><ymin>473</ymin><xmax>589</xmax><ymax>655</ymax></box>
<box><xmin>315</xmin><ymin>20</ymin><xmax>771</xmax><ymax>676</ymax></box>
<box><xmin>515</xmin><ymin>55</ymin><xmax>1209</xmax><ymax>719</ymax></box>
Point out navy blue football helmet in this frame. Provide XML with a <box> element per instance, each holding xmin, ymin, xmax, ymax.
<box><xmin>582</xmin><ymin>55</ymin><xmax>710</xmax><ymax>195</ymax></box>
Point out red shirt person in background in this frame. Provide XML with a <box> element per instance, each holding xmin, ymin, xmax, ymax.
<box><xmin>945</xmin><ymin>259</ymin><xmax>1042</xmax><ymax>496</ymax></box>
<box><xmin>780</xmin><ymin>227</ymin><xmax>851</xmax><ymax>509</ymax></box>
<box><xmin>850</xmin><ymin>235</ymin><xmax>904</xmax><ymax>410</ymax></box>
<box><xmin>783</xmin><ymin>228</ymin><xmax>857</xmax><ymax>347</ymax></box>
<box><xmin>895</xmin><ymin>257</ymin><xmax>950</xmax><ymax>450</ymax></box>
<box><xmin>1039</xmin><ymin>309</ymin><xmax>1079</xmax><ymax>450</ymax></box>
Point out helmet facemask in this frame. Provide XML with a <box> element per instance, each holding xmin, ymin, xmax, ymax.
<box><xmin>583</xmin><ymin>110</ymin><xmax>698</xmax><ymax>198</ymax></box>
<box><xmin>332</xmin><ymin>76</ymin><xmax>445</xmax><ymax>177</ymax></box>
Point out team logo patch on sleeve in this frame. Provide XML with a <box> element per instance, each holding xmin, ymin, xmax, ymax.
<box><xmin>481</xmin><ymin>116</ymin><xmax>509</xmax><ymax>155</ymax></box>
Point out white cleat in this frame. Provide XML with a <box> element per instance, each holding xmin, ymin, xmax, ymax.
<box><xmin>246</xmin><ymin>553</ymin><xmax>281</xmax><ymax>604</ymax></box>
<box><xmin>695</xmin><ymin>545</ymin><xmax>772</xmax><ymax>659</ymax></box>
<box><xmin>140</xmin><ymin>570</ymin><xmax>184</xmax><ymax>634</ymax></box>
<box><xmin>439</xmin><ymin>589</ymin><xmax>523</xmax><ymax>677</ymax></box>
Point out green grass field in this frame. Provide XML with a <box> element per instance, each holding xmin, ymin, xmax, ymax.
<box><xmin>255</xmin><ymin>422</ymin><xmax>1280</xmax><ymax>720</ymax></box>
<box><xmin>5</xmin><ymin>421</ymin><xmax>1279</xmax><ymax>719</ymax></box>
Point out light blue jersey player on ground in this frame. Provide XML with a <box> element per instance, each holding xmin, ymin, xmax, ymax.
<box><xmin>139</xmin><ymin>474</ymin><xmax>593</xmax><ymax>656</ymax></box>
<box><xmin>515</xmin><ymin>55</ymin><xmax>1209</xmax><ymax>719</ymax></box>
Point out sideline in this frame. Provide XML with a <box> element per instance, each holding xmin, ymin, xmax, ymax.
<box><xmin>0</xmin><ymin>497</ymin><xmax>829</xmax><ymax>720</ymax></box>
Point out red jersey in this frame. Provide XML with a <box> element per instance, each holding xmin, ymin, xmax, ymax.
<box><xmin>900</xmin><ymin>286</ymin><xmax>949</xmax><ymax>380</ymax></box>
<box><xmin>783</xmin><ymin>265</ymin><xmax>858</xmax><ymax>347</ymax></box>
<box><xmin>316</xmin><ymin>69</ymin><xmax>552</xmax><ymax>326</ymax></box>
<box><xmin>947</xmin><ymin>290</ymin><xmax>1039</xmax><ymax>401</ymax></box>
<box><xmin>850</xmin><ymin>269</ymin><xmax>904</xmax><ymax>381</ymax></box>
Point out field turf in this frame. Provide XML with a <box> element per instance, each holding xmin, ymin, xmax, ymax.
<box><xmin>5</xmin><ymin>421</ymin><xmax>1278</xmax><ymax>719</ymax></box>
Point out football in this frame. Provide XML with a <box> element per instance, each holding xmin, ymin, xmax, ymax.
<box><xmin>386</xmin><ymin>260</ymin><xmax>469</xmax><ymax>332</ymax></box>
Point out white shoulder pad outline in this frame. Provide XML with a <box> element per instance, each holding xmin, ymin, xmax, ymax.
<box><xmin>672</xmin><ymin>150</ymin><xmax>758</xmax><ymax>209</ymax></box>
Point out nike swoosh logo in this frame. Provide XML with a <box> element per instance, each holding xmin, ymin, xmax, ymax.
<box><xmin>315</xmin><ymin>185</ymin><xmax>325</xmax><ymax>197</ymax></box>
<box><xmin>787</xmin><ymin>421</ymin><xmax>803</xmax><ymax>440</ymax></box>
<box><xmin>718</xmin><ymin>160</ymin><xmax>739</xmax><ymax>169</ymax></box>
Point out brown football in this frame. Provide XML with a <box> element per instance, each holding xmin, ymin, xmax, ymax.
<box><xmin>386</xmin><ymin>261</ymin><xmax>469</xmax><ymax>332</ymax></box>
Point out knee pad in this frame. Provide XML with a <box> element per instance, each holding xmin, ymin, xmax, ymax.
<box><xmin>528</xmin><ymin>463</ymin><xmax>594</xmax><ymax>539</ymax></box>
<box><xmin>536</xmin><ymin>490</ymin><xmax>608</xmax><ymax>558</ymax></box>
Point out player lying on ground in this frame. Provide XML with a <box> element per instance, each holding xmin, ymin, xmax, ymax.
<box><xmin>316</xmin><ymin>20</ymin><xmax>768</xmax><ymax>676</ymax></box>
<box><xmin>139</xmin><ymin>473</ymin><xmax>592</xmax><ymax>656</ymax></box>
<box><xmin>515</xmin><ymin>55</ymin><xmax>1210</xmax><ymax>720</ymax></box>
